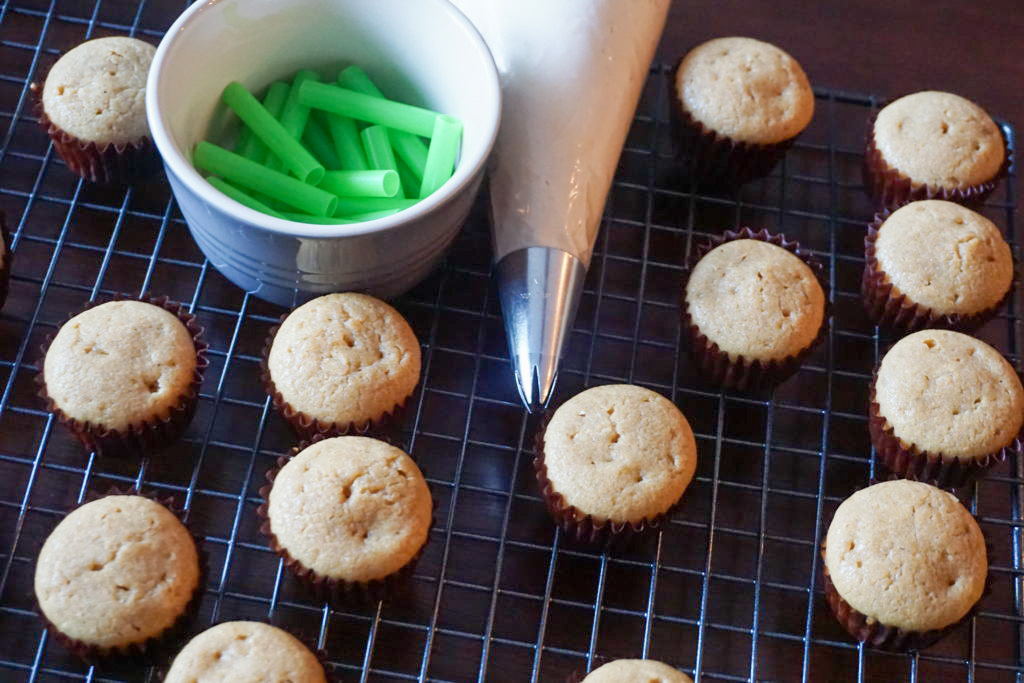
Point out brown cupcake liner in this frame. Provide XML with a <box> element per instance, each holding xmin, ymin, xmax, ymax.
<box><xmin>36</xmin><ymin>294</ymin><xmax>209</xmax><ymax>458</ymax></box>
<box><xmin>36</xmin><ymin>485</ymin><xmax>207</xmax><ymax>664</ymax></box>
<box><xmin>819</xmin><ymin>533</ymin><xmax>992</xmax><ymax>652</ymax></box>
<box><xmin>861</xmin><ymin>209</ymin><xmax>1013</xmax><ymax>334</ymax></box>
<box><xmin>868</xmin><ymin>377</ymin><xmax>1022</xmax><ymax>490</ymax></box>
<box><xmin>30</xmin><ymin>76</ymin><xmax>158</xmax><ymax>185</ymax></box>
<box><xmin>680</xmin><ymin>228</ymin><xmax>828</xmax><ymax>392</ymax></box>
<box><xmin>256</xmin><ymin>435</ymin><xmax>429</xmax><ymax>604</ymax></box>
<box><xmin>260</xmin><ymin>315</ymin><xmax>408</xmax><ymax>441</ymax></box>
<box><xmin>862</xmin><ymin>108</ymin><xmax>1011</xmax><ymax>210</ymax></box>
<box><xmin>531</xmin><ymin>413</ymin><xmax>672</xmax><ymax>549</ymax></box>
<box><xmin>0</xmin><ymin>210</ymin><xmax>11</xmax><ymax>312</ymax></box>
<box><xmin>668</xmin><ymin>60</ymin><xmax>801</xmax><ymax>188</ymax></box>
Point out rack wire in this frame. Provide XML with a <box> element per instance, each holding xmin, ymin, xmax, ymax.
<box><xmin>1</xmin><ymin>2</ymin><xmax>1023</xmax><ymax>681</ymax></box>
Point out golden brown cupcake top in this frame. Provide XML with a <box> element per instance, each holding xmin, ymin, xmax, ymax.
<box><xmin>43</xmin><ymin>300</ymin><xmax>197</xmax><ymax>431</ymax></box>
<box><xmin>41</xmin><ymin>36</ymin><xmax>155</xmax><ymax>146</ymax></box>
<box><xmin>267</xmin><ymin>436</ymin><xmax>432</xmax><ymax>583</ymax></box>
<box><xmin>824</xmin><ymin>480</ymin><xmax>986</xmax><ymax>632</ymax></box>
<box><xmin>543</xmin><ymin>384</ymin><xmax>697</xmax><ymax>523</ymax></box>
<box><xmin>267</xmin><ymin>292</ymin><xmax>421</xmax><ymax>428</ymax></box>
<box><xmin>873</xmin><ymin>91</ymin><xmax>1004</xmax><ymax>190</ymax></box>
<box><xmin>875</xmin><ymin>330</ymin><xmax>1023</xmax><ymax>459</ymax></box>
<box><xmin>675</xmin><ymin>36</ymin><xmax>814</xmax><ymax>144</ymax></box>
<box><xmin>582</xmin><ymin>658</ymin><xmax>693</xmax><ymax>683</ymax></box>
<box><xmin>685</xmin><ymin>239</ymin><xmax>824</xmax><ymax>362</ymax></box>
<box><xmin>34</xmin><ymin>495</ymin><xmax>199</xmax><ymax>649</ymax></box>
<box><xmin>165</xmin><ymin>621</ymin><xmax>326</xmax><ymax>683</ymax></box>
<box><xmin>874</xmin><ymin>200</ymin><xmax>1013</xmax><ymax>316</ymax></box>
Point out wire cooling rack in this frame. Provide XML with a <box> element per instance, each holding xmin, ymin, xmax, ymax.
<box><xmin>2</xmin><ymin>3</ymin><xmax>1024</xmax><ymax>682</ymax></box>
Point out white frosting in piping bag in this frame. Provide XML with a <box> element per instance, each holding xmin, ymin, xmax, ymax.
<box><xmin>449</xmin><ymin>0</ymin><xmax>670</xmax><ymax>266</ymax></box>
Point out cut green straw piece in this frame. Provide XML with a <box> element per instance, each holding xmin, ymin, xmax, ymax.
<box><xmin>302</xmin><ymin>114</ymin><xmax>342</xmax><ymax>170</ymax></box>
<box><xmin>338</xmin><ymin>66</ymin><xmax>429</xmax><ymax>178</ymax></box>
<box><xmin>299</xmin><ymin>81</ymin><xmax>438</xmax><ymax>138</ymax></box>
<box><xmin>220</xmin><ymin>81</ymin><xmax>324</xmax><ymax>184</ymax></box>
<box><xmin>280</xmin><ymin>209</ymin><xmax>399</xmax><ymax>224</ymax></box>
<box><xmin>259</xmin><ymin>82</ymin><xmax>292</xmax><ymax>165</ymax></box>
<box><xmin>318</xmin><ymin>169</ymin><xmax>399</xmax><ymax>198</ymax></box>
<box><xmin>360</xmin><ymin>126</ymin><xmax>403</xmax><ymax>198</ymax></box>
<box><xmin>237</xmin><ymin>81</ymin><xmax>289</xmax><ymax>161</ymax></box>
<box><xmin>266</xmin><ymin>69</ymin><xmax>320</xmax><ymax>173</ymax></box>
<box><xmin>334</xmin><ymin>196</ymin><xmax>417</xmax><ymax>217</ymax></box>
<box><xmin>194</xmin><ymin>142</ymin><xmax>337</xmax><ymax>216</ymax></box>
<box><xmin>326</xmin><ymin>114</ymin><xmax>368</xmax><ymax>171</ymax></box>
<box><xmin>419</xmin><ymin>114</ymin><xmax>462</xmax><ymax>199</ymax></box>
<box><xmin>394</xmin><ymin>156</ymin><xmax>420</xmax><ymax>200</ymax></box>
<box><xmin>206</xmin><ymin>176</ymin><xmax>284</xmax><ymax>218</ymax></box>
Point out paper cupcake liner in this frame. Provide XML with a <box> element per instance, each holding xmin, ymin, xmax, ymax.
<box><xmin>820</xmin><ymin>534</ymin><xmax>991</xmax><ymax>652</ymax></box>
<box><xmin>260</xmin><ymin>316</ymin><xmax>408</xmax><ymax>441</ymax></box>
<box><xmin>668</xmin><ymin>61</ymin><xmax>800</xmax><ymax>188</ymax></box>
<box><xmin>862</xmin><ymin>108</ymin><xmax>1011</xmax><ymax>210</ymax></box>
<box><xmin>868</xmin><ymin>378</ymin><xmax>1021</xmax><ymax>490</ymax></box>
<box><xmin>30</xmin><ymin>76</ymin><xmax>157</xmax><ymax>185</ymax></box>
<box><xmin>680</xmin><ymin>228</ymin><xmax>828</xmax><ymax>392</ymax></box>
<box><xmin>256</xmin><ymin>435</ymin><xmax>428</xmax><ymax>604</ymax></box>
<box><xmin>861</xmin><ymin>210</ymin><xmax>1013</xmax><ymax>334</ymax></box>
<box><xmin>0</xmin><ymin>211</ymin><xmax>11</xmax><ymax>312</ymax></box>
<box><xmin>531</xmin><ymin>413</ymin><xmax>670</xmax><ymax>549</ymax></box>
<box><xmin>35</xmin><ymin>294</ymin><xmax>209</xmax><ymax>458</ymax></box>
<box><xmin>36</xmin><ymin>485</ymin><xmax>207</xmax><ymax>664</ymax></box>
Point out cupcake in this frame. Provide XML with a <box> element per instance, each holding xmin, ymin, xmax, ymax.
<box><xmin>0</xmin><ymin>211</ymin><xmax>10</xmax><ymax>311</ymax></box>
<box><xmin>822</xmin><ymin>480</ymin><xmax>987</xmax><ymax>650</ymax></box>
<box><xmin>36</xmin><ymin>36</ymin><xmax>157</xmax><ymax>184</ymax></box>
<box><xmin>871</xmin><ymin>330</ymin><xmax>1023</xmax><ymax>488</ymax></box>
<box><xmin>259</xmin><ymin>435</ymin><xmax>432</xmax><ymax>601</ymax></box>
<box><xmin>863</xmin><ymin>200</ymin><xmax>1014</xmax><ymax>333</ymax></box>
<box><xmin>581</xmin><ymin>659</ymin><xmax>692</xmax><ymax>682</ymax></box>
<box><xmin>672</xmin><ymin>36</ymin><xmax>814</xmax><ymax>186</ymax></box>
<box><xmin>38</xmin><ymin>297</ymin><xmax>207</xmax><ymax>457</ymax></box>
<box><xmin>34</xmin><ymin>494</ymin><xmax>201</xmax><ymax>660</ymax></box>
<box><xmin>864</xmin><ymin>91</ymin><xmax>1008</xmax><ymax>208</ymax></box>
<box><xmin>682</xmin><ymin>228</ymin><xmax>826</xmax><ymax>391</ymax></box>
<box><xmin>534</xmin><ymin>384</ymin><xmax>697</xmax><ymax>545</ymax></box>
<box><xmin>263</xmin><ymin>292</ymin><xmax>421</xmax><ymax>439</ymax></box>
<box><xmin>165</xmin><ymin>621</ymin><xmax>326</xmax><ymax>683</ymax></box>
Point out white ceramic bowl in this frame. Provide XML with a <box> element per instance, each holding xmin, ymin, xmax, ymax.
<box><xmin>147</xmin><ymin>0</ymin><xmax>500</xmax><ymax>307</ymax></box>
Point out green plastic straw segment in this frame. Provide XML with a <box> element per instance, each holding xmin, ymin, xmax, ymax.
<box><xmin>360</xmin><ymin>126</ymin><xmax>404</xmax><ymax>198</ymax></box>
<box><xmin>299</xmin><ymin>81</ymin><xmax>438</xmax><ymax>138</ymax></box>
<box><xmin>338</xmin><ymin>66</ymin><xmax>428</xmax><ymax>179</ymax></box>
<box><xmin>236</xmin><ymin>81</ymin><xmax>289</xmax><ymax>161</ymax></box>
<box><xmin>221</xmin><ymin>81</ymin><xmax>324</xmax><ymax>185</ymax></box>
<box><xmin>302</xmin><ymin>114</ymin><xmax>342</xmax><ymax>170</ymax></box>
<box><xmin>419</xmin><ymin>114</ymin><xmax>463</xmax><ymax>199</ymax></box>
<box><xmin>334</xmin><ymin>196</ymin><xmax>417</xmax><ymax>217</ymax></box>
<box><xmin>194</xmin><ymin>141</ymin><xmax>337</xmax><ymax>216</ymax></box>
<box><xmin>206</xmin><ymin>176</ymin><xmax>284</xmax><ymax>218</ymax></box>
<box><xmin>267</xmin><ymin>69</ymin><xmax>320</xmax><ymax>172</ymax></box>
<box><xmin>395</xmin><ymin>156</ymin><xmax>421</xmax><ymax>199</ymax></box>
<box><xmin>326</xmin><ymin>114</ymin><xmax>368</xmax><ymax>171</ymax></box>
<box><xmin>318</xmin><ymin>169</ymin><xmax>399</xmax><ymax>198</ymax></box>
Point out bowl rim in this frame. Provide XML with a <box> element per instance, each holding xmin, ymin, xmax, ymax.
<box><xmin>145</xmin><ymin>0</ymin><xmax>500</xmax><ymax>239</ymax></box>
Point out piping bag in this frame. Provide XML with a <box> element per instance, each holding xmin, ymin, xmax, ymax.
<box><xmin>449</xmin><ymin>0</ymin><xmax>670</xmax><ymax>411</ymax></box>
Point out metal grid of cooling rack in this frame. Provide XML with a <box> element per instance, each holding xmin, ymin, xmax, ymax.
<box><xmin>2</xmin><ymin>2</ymin><xmax>1024</xmax><ymax>682</ymax></box>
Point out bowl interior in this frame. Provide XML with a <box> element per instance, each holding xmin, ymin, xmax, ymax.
<box><xmin>148</xmin><ymin>0</ymin><xmax>499</xmax><ymax>236</ymax></box>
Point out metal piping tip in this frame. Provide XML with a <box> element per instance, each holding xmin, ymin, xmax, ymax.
<box><xmin>495</xmin><ymin>247</ymin><xmax>587</xmax><ymax>413</ymax></box>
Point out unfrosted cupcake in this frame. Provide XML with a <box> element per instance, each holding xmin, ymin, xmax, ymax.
<box><xmin>535</xmin><ymin>384</ymin><xmax>697</xmax><ymax>545</ymax></box>
<box><xmin>34</xmin><ymin>494</ymin><xmax>201</xmax><ymax>660</ymax></box>
<box><xmin>582</xmin><ymin>659</ymin><xmax>692</xmax><ymax>682</ymax></box>
<box><xmin>38</xmin><ymin>298</ymin><xmax>206</xmax><ymax>457</ymax></box>
<box><xmin>682</xmin><ymin>228</ymin><xmax>826</xmax><ymax>391</ymax></box>
<box><xmin>870</xmin><ymin>330</ymin><xmax>1023</xmax><ymax>488</ymax></box>
<box><xmin>863</xmin><ymin>200</ymin><xmax>1013</xmax><ymax>332</ymax></box>
<box><xmin>260</xmin><ymin>436</ymin><xmax>432</xmax><ymax>600</ymax></box>
<box><xmin>822</xmin><ymin>480</ymin><xmax>987</xmax><ymax>650</ymax></box>
<box><xmin>865</xmin><ymin>91</ymin><xmax>1007</xmax><ymax>208</ymax></box>
<box><xmin>263</xmin><ymin>292</ymin><xmax>421</xmax><ymax>438</ymax></box>
<box><xmin>165</xmin><ymin>621</ymin><xmax>326</xmax><ymax>683</ymax></box>
<box><xmin>36</xmin><ymin>36</ymin><xmax>157</xmax><ymax>183</ymax></box>
<box><xmin>672</xmin><ymin>36</ymin><xmax>814</xmax><ymax>186</ymax></box>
